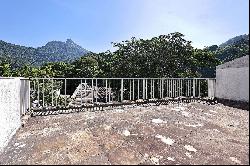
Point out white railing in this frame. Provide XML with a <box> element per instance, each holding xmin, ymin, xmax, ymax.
<box><xmin>29</xmin><ymin>78</ymin><xmax>216</xmax><ymax>110</ymax></box>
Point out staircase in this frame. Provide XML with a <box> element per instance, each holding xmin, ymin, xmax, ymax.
<box><xmin>69</xmin><ymin>83</ymin><xmax>113</xmax><ymax>107</ymax></box>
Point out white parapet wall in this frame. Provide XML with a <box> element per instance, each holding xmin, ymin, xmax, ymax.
<box><xmin>0</xmin><ymin>77</ymin><xmax>29</xmax><ymax>152</ymax></box>
<box><xmin>216</xmin><ymin>55</ymin><xmax>249</xmax><ymax>102</ymax></box>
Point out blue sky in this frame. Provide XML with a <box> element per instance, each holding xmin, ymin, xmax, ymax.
<box><xmin>0</xmin><ymin>0</ymin><xmax>249</xmax><ymax>53</ymax></box>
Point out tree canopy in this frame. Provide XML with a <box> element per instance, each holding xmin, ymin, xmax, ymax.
<box><xmin>2</xmin><ymin>32</ymin><xmax>248</xmax><ymax>79</ymax></box>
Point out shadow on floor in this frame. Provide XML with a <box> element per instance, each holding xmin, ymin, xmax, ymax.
<box><xmin>216</xmin><ymin>98</ymin><xmax>249</xmax><ymax>111</ymax></box>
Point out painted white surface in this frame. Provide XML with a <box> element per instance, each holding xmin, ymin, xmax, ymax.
<box><xmin>152</xmin><ymin>118</ymin><xmax>164</xmax><ymax>123</ymax></box>
<box><xmin>184</xmin><ymin>145</ymin><xmax>197</xmax><ymax>152</ymax></box>
<box><xmin>216</xmin><ymin>67</ymin><xmax>249</xmax><ymax>102</ymax></box>
<box><xmin>122</xmin><ymin>130</ymin><xmax>130</xmax><ymax>136</ymax></box>
<box><xmin>155</xmin><ymin>134</ymin><xmax>175</xmax><ymax>145</ymax></box>
<box><xmin>0</xmin><ymin>78</ymin><xmax>22</xmax><ymax>152</ymax></box>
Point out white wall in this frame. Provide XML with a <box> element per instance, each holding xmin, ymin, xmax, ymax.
<box><xmin>216</xmin><ymin>67</ymin><xmax>249</xmax><ymax>102</ymax></box>
<box><xmin>0</xmin><ymin>78</ymin><xmax>22</xmax><ymax>152</ymax></box>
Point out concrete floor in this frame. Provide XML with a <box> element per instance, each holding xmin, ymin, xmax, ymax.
<box><xmin>0</xmin><ymin>102</ymin><xmax>249</xmax><ymax>165</ymax></box>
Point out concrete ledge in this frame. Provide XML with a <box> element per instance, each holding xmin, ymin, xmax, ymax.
<box><xmin>216</xmin><ymin>55</ymin><xmax>249</xmax><ymax>69</ymax></box>
<box><xmin>0</xmin><ymin>78</ymin><xmax>24</xmax><ymax>152</ymax></box>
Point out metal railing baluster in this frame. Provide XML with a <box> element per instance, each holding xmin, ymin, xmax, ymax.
<box><xmin>65</xmin><ymin>78</ymin><xmax>66</xmax><ymax>107</ymax></box>
<box><xmin>52</xmin><ymin>79</ymin><xmax>54</xmax><ymax>106</ymax></box>
<box><xmin>142</xmin><ymin>79</ymin><xmax>145</xmax><ymax>100</ymax></box>
<box><xmin>37</xmin><ymin>80</ymin><xmax>39</xmax><ymax>107</ymax></box>
<box><xmin>121</xmin><ymin>79</ymin><xmax>124</xmax><ymax>102</ymax></box>
<box><xmin>81</xmin><ymin>79</ymin><xmax>83</xmax><ymax>106</ymax></box>
<box><xmin>153</xmin><ymin>79</ymin><xmax>155</xmax><ymax>98</ymax></box>
<box><xmin>129</xmin><ymin>79</ymin><xmax>132</xmax><ymax>100</ymax></box>
<box><xmin>43</xmin><ymin>79</ymin><xmax>44</xmax><ymax>107</ymax></box>
<box><xmin>138</xmin><ymin>79</ymin><xmax>140</xmax><ymax>100</ymax></box>
<box><xmin>132</xmin><ymin>79</ymin><xmax>135</xmax><ymax>101</ymax></box>
<box><xmin>106</xmin><ymin>79</ymin><xmax>108</xmax><ymax>103</ymax></box>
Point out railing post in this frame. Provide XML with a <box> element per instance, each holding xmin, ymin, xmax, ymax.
<box><xmin>84</xmin><ymin>79</ymin><xmax>87</xmax><ymax>104</ymax></box>
<box><xmin>153</xmin><ymin>79</ymin><xmax>155</xmax><ymax>98</ymax></box>
<box><xmin>65</xmin><ymin>78</ymin><xmax>67</xmax><ymax>106</ymax></box>
<box><xmin>178</xmin><ymin>79</ymin><xmax>181</xmax><ymax>97</ymax></box>
<box><xmin>81</xmin><ymin>79</ymin><xmax>83</xmax><ymax>106</ymax></box>
<box><xmin>171</xmin><ymin>79</ymin><xmax>173</xmax><ymax>98</ymax></box>
<box><xmin>168</xmin><ymin>79</ymin><xmax>170</xmax><ymax>97</ymax></box>
<box><xmin>172</xmin><ymin>79</ymin><xmax>174</xmax><ymax>97</ymax></box>
<box><xmin>129</xmin><ymin>79</ymin><xmax>132</xmax><ymax>100</ymax></box>
<box><xmin>193</xmin><ymin>79</ymin><xmax>195</xmax><ymax>97</ymax></box>
<box><xmin>159</xmin><ymin>79</ymin><xmax>161</xmax><ymax>98</ymax></box>
<box><xmin>207</xmin><ymin>78</ymin><xmax>215</xmax><ymax>98</ymax></box>
<box><xmin>121</xmin><ymin>79</ymin><xmax>124</xmax><ymax>102</ymax></box>
<box><xmin>132</xmin><ymin>79</ymin><xmax>135</xmax><ymax>100</ymax></box>
<box><xmin>106</xmin><ymin>79</ymin><xmax>108</xmax><ymax>103</ymax></box>
<box><xmin>96</xmin><ymin>79</ymin><xmax>98</xmax><ymax>103</ymax></box>
<box><xmin>174</xmin><ymin>79</ymin><xmax>176</xmax><ymax>98</ymax></box>
<box><xmin>198</xmin><ymin>79</ymin><xmax>201</xmax><ymax>97</ymax></box>
<box><xmin>174</xmin><ymin>79</ymin><xmax>176</xmax><ymax>97</ymax></box>
<box><xmin>162</xmin><ymin>79</ymin><xmax>164</xmax><ymax>98</ymax></box>
<box><xmin>42</xmin><ymin>79</ymin><xmax>44</xmax><ymax>107</ymax></box>
<box><xmin>142</xmin><ymin>79</ymin><xmax>145</xmax><ymax>100</ymax></box>
<box><xmin>166</xmin><ymin>79</ymin><xmax>168</xmax><ymax>97</ymax></box>
<box><xmin>176</xmin><ymin>79</ymin><xmax>178</xmax><ymax>97</ymax></box>
<box><xmin>51</xmin><ymin>79</ymin><xmax>54</xmax><ymax>106</ymax></box>
<box><xmin>150</xmin><ymin>79</ymin><xmax>153</xmax><ymax>99</ymax></box>
<box><xmin>172</xmin><ymin>79</ymin><xmax>174</xmax><ymax>98</ymax></box>
<box><xmin>91</xmin><ymin>79</ymin><xmax>94</xmax><ymax>103</ymax></box>
<box><xmin>138</xmin><ymin>79</ymin><xmax>140</xmax><ymax>100</ymax></box>
<box><xmin>186</xmin><ymin>79</ymin><xmax>188</xmax><ymax>97</ymax></box>
<box><xmin>28</xmin><ymin>79</ymin><xmax>31</xmax><ymax>111</ymax></box>
<box><xmin>37</xmin><ymin>80</ymin><xmax>39</xmax><ymax>107</ymax></box>
<box><xmin>207</xmin><ymin>78</ymin><xmax>209</xmax><ymax>98</ymax></box>
<box><xmin>180</xmin><ymin>79</ymin><xmax>183</xmax><ymax>96</ymax></box>
<box><xmin>177</xmin><ymin>79</ymin><xmax>179</xmax><ymax>97</ymax></box>
<box><xmin>189</xmin><ymin>79</ymin><xmax>191</xmax><ymax>97</ymax></box>
<box><xmin>108</xmin><ymin>80</ymin><xmax>111</xmax><ymax>102</ymax></box>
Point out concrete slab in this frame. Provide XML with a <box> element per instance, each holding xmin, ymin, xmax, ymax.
<box><xmin>0</xmin><ymin>103</ymin><xmax>249</xmax><ymax>165</ymax></box>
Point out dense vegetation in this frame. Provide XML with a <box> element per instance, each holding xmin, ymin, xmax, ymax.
<box><xmin>0</xmin><ymin>39</ymin><xmax>89</xmax><ymax>68</ymax></box>
<box><xmin>219</xmin><ymin>34</ymin><xmax>248</xmax><ymax>48</ymax></box>
<box><xmin>213</xmin><ymin>34</ymin><xmax>249</xmax><ymax>62</ymax></box>
<box><xmin>0</xmin><ymin>32</ymin><xmax>249</xmax><ymax>79</ymax></box>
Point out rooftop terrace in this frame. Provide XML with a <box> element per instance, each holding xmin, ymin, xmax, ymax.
<box><xmin>0</xmin><ymin>102</ymin><xmax>248</xmax><ymax>165</ymax></box>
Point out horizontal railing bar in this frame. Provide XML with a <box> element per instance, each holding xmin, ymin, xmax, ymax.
<box><xmin>0</xmin><ymin>77</ymin><xmax>29</xmax><ymax>80</ymax></box>
<box><xmin>29</xmin><ymin>77</ymin><xmax>216</xmax><ymax>80</ymax></box>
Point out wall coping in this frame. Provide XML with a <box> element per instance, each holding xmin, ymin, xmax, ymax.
<box><xmin>216</xmin><ymin>55</ymin><xmax>249</xmax><ymax>69</ymax></box>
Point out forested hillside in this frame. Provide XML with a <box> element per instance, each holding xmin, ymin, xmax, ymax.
<box><xmin>206</xmin><ymin>34</ymin><xmax>249</xmax><ymax>63</ymax></box>
<box><xmin>0</xmin><ymin>32</ymin><xmax>249</xmax><ymax>78</ymax></box>
<box><xmin>0</xmin><ymin>32</ymin><xmax>220</xmax><ymax>78</ymax></box>
<box><xmin>219</xmin><ymin>34</ymin><xmax>248</xmax><ymax>48</ymax></box>
<box><xmin>216</xmin><ymin>34</ymin><xmax>249</xmax><ymax>62</ymax></box>
<box><xmin>198</xmin><ymin>34</ymin><xmax>249</xmax><ymax>77</ymax></box>
<box><xmin>0</xmin><ymin>39</ymin><xmax>89</xmax><ymax>68</ymax></box>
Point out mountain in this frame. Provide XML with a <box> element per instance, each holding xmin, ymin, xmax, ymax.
<box><xmin>206</xmin><ymin>34</ymin><xmax>249</xmax><ymax>63</ymax></box>
<box><xmin>216</xmin><ymin>34</ymin><xmax>249</xmax><ymax>62</ymax></box>
<box><xmin>0</xmin><ymin>39</ymin><xmax>89</xmax><ymax>68</ymax></box>
<box><xmin>200</xmin><ymin>34</ymin><xmax>249</xmax><ymax>78</ymax></box>
<box><xmin>219</xmin><ymin>34</ymin><xmax>249</xmax><ymax>48</ymax></box>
